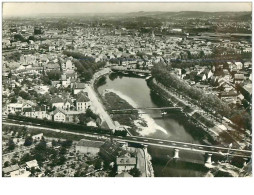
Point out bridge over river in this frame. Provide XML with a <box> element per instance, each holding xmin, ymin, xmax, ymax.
<box><xmin>111</xmin><ymin>66</ymin><xmax>151</xmax><ymax>74</ymax></box>
<box><xmin>114</xmin><ymin>135</ymin><xmax>251</xmax><ymax>159</ymax></box>
<box><xmin>108</xmin><ymin>107</ymin><xmax>182</xmax><ymax>114</ymax></box>
<box><xmin>3</xmin><ymin>119</ymin><xmax>252</xmax><ymax>165</ymax></box>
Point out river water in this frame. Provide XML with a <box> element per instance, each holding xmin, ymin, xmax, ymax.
<box><xmin>97</xmin><ymin>73</ymin><xmax>208</xmax><ymax>177</ymax></box>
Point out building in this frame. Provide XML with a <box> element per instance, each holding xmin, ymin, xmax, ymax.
<box><xmin>23</xmin><ymin>106</ymin><xmax>47</xmax><ymax>119</ymax></box>
<box><xmin>26</xmin><ymin>159</ymin><xmax>40</xmax><ymax>170</ymax></box>
<box><xmin>234</xmin><ymin>74</ymin><xmax>245</xmax><ymax>84</ymax></box>
<box><xmin>73</xmin><ymin>82</ymin><xmax>86</xmax><ymax>95</ymax></box>
<box><xmin>52</xmin><ymin>108</ymin><xmax>66</xmax><ymax>122</ymax></box>
<box><xmin>75</xmin><ymin>139</ymin><xmax>104</xmax><ymax>155</ymax></box>
<box><xmin>116</xmin><ymin>156</ymin><xmax>136</xmax><ymax>174</ymax></box>
<box><xmin>99</xmin><ymin>140</ymin><xmax>122</xmax><ymax>161</ymax></box>
<box><xmin>76</xmin><ymin>94</ymin><xmax>90</xmax><ymax>111</ymax></box>
<box><xmin>2</xmin><ymin>164</ymin><xmax>20</xmax><ymax>177</ymax></box>
<box><xmin>32</xmin><ymin>133</ymin><xmax>43</xmax><ymax>141</ymax></box>
<box><xmin>65</xmin><ymin>60</ymin><xmax>75</xmax><ymax>70</ymax></box>
<box><xmin>63</xmin><ymin>99</ymin><xmax>73</xmax><ymax>110</ymax></box>
<box><xmin>50</xmin><ymin>97</ymin><xmax>64</xmax><ymax>109</ymax></box>
<box><xmin>7</xmin><ymin>103</ymin><xmax>23</xmax><ymax>114</ymax></box>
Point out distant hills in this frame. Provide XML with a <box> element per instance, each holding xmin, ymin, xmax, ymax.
<box><xmin>4</xmin><ymin>11</ymin><xmax>251</xmax><ymax>21</ymax></box>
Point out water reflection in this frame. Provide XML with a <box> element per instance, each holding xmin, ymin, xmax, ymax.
<box><xmin>97</xmin><ymin>73</ymin><xmax>208</xmax><ymax>176</ymax></box>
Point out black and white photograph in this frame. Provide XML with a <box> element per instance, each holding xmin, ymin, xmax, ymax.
<box><xmin>1</xmin><ymin>0</ymin><xmax>252</xmax><ymax>182</ymax></box>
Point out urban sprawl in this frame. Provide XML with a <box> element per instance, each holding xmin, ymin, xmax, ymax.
<box><xmin>2</xmin><ymin>11</ymin><xmax>252</xmax><ymax>177</ymax></box>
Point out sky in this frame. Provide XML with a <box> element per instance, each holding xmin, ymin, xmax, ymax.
<box><xmin>3</xmin><ymin>2</ymin><xmax>252</xmax><ymax>17</ymax></box>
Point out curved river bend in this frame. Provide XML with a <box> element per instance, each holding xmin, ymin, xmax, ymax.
<box><xmin>97</xmin><ymin>74</ymin><xmax>208</xmax><ymax>177</ymax></box>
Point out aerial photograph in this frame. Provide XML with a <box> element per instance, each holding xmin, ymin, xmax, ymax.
<box><xmin>1</xmin><ymin>2</ymin><xmax>252</xmax><ymax>178</ymax></box>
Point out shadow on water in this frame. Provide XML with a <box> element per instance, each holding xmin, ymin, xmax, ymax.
<box><xmin>148</xmin><ymin>147</ymin><xmax>209</xmax><ymax>177</ymax></box>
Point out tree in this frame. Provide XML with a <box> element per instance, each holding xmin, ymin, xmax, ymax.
<box><xmin>129</xmin><ymin>167</ymin><xmax>141</xmax><ymax>177</ymax></box>
<box><xmin>47</xmin><ymin>70</ymin><xmax>61</xmax><ymax>81</ymax></box>
<box><xmin>57</xmin><ymin>155</ymin><xmax>66</xmax><ymax>165</ymax></box>
<box><xmin>78</xmin><ymin>113</ymin><xmax>89</xmax><ymax>125</ymax></box>
<box><xmin>8</xmin><ymin>71</ymin><xmax>12</xmax><ymax>79</ymax></box>
<box><xmin>19</xmin><ymin>90</ymin><xmax>31</xmax><ymax>100</ymax></box>
<box><xmin>62</xmin><ymin>139</ymin><xmax>73</xmax><ymax>148</ymax></box>
<box><xmin>85</xmin><ymin>108</ymin><xmax>98</xmax><ymax>120</ymax></box>
<box><xmin>94</xmin><ymin>159</ymin><xmax>102</xmax><ymax>170</ymax></box>
<box><xmin>49</xmin><ymin>87</ymin><xmax>58</xmax><ymax>95</ymax></box>
<box><xmin>10</xmin><ymin>96</ymin><xmax>17</xmax><ymax>103</ymax></box>
<box><xmin>19</xmin><ymin>153</ymin><xmax>33</xmax><ymax>165</ymax></box>
<box><xmin>8</xmin><ymin>139</ymin><xmax>15</xmax><ymax>151</ymax></box>
<box><xmin>52</xmin><ymin>139</ymin><xmax>58</xmax><ymax>147</ymax></box>
<box><xmin>11</xmin><ymin>158</ymin><xmax>18</xmax><ymax>165</ymax></box>
<box><xmin>30</xmin><ymin>167</ymin><xmax>36</xmax><ymax>177</ymax></box>
<box><xmin>24</xmin><ymin>136</ymin><xmax>33</xmax><ymax>146</ymax></box>
<box><xmin>59</xmin><ymin>147</ymin><xmax>67</xmax><ymax>155</ymax></box>
<box><xmin>3</xmin><ymin>161</ymin><xmax>10</xmax><ymax>168</ymax></box>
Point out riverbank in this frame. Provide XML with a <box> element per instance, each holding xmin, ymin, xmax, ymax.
<box><xmin>148</xmin><ymin>78</ymin><xmax>250</xmax><ymax>149</ymax></box>
<box><xmin>100</xmin><ymin>89</ymin><xmax>167</xmax><ymax>137</ymax></box>
<box><xmin>147</xmin><ymin>78</ymin><xmax>218</xmax><ymax>145</ymax></box>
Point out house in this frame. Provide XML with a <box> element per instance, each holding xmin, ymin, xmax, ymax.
<box><xmin>23</xmin><ymin>106</ymin><xmax>47</xmax><ymax>119</ymax></box>
<box><xmin>26</xmin><ymin>159</ymin><xmax>40</xmax><ymax>170</ymax></box>
<box><xmin>76</xmin><ymin>95</ymin><xmax>90</xmax><ymax>111</ymax></box>
<box><xmin>65</xmin><ymin>59</ymin><xmax>75</xmax><ymax>70</ymax></box>
<box><xmin>75</xmin><ymin>139</ymin><xmax>104</xmax><ymax>155</ymax></box>
<box><xmin>22</xmin><ymin>101</ymin><xmax>36</xmax><ymax>109</ymax></box>
<box><xmin>100</xmin><ymin>140</ymin><xmax>122</xmax><ymax>161</ymax></box>
<box><xmin>61</xmin><ymin>74</ymin><xmax>70</xmax><ymax>88</ymax></box>
<box><xmin>63</xmin><ymin>99</ymin><xmax>73</xmax><ymax>110</ymax></box>
<box><xmin>234</xmin><ymin>74</ymin><xmax>245</xmax><ymax>84</ymax></box>
<box><xmin>32</xmin><ymin>133</ymin><xmax>43</xmax><ymax>141</ymax></box>
<box><xmin>220</xmin><ymin>89</ymin><xmax>238</xmax><ymax>104</ymax></box>
<box><xmin>73</xmin><ymin>82</ymin><xmax>86</xmax><ymax>95</ymax></box>
<box><xmin>9</xmin><ymin>168</ymin><xmax>31</xmax><ymax>177</ymax></box>
<box><xmin>235</xmin><ymin>62</ymin><xmax>243</xmax><ymax>70</ymax></box>
<box><xmin>2</xmin><ymin>164</ymin><xmax>20</xmax><ymax>177</ymax></box>
<box><xmin>116</xmin><ymin>155</ymin><xmax>136</xmax><ymax>174</ymax></box>
<box><xmin>50</xmin><ymin>97</ymin><xmax>64</xmax><ymax>109</ymax></box>
<box><xmin>51</xmin><ymin>80</ymin><xmax>61</xmax><ymax>87</ymax></box>
<box><xmin>64</xmin><ymin>110</ymin><xmax>81</xmax><ymax>123</ymax></box>
<box><xmin>44</xmin><ymin>63</ymin><xmax>60</xmax><ymax>72</ymax></box>
<box><xmin>52</xmin><ymin>108</ymin><xmax>66</xmax><ymax>122</ymax></box>
<box><xmin>7</xmin><ymin>103</ymin><xmax>23</xmax><ymax>114</ymax></box>
<box><xmin>66</xmin><ymin>70</ymin><xmax>78</xmax><ymax>80</ymax></box>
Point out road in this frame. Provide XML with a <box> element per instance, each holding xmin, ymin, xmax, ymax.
<box><xmin>3</xmin><ymin>120</ymin><xmax>251</xmax><ymax>158</ymax></box>
<box><xmin>87</xmin><ymin>68</ymin><xmax>116</xmax><ymax>130</ymax></box>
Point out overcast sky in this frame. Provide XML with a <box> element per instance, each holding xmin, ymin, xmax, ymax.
<box><xmin>3</xmin><ymin>2</ymin><xmax>252</xmax><ymax>17</ymax></box>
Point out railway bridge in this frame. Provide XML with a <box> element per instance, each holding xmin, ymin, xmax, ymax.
<box><xmin>114</xmin><ymin>135</ymin><xmax>252</xmax><ymax>164</ymax></box>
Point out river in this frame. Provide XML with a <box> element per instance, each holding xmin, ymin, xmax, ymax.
<box><xmin>97</xmin><ymin>73</ymin><xmax>209</xmax><ymax>177</ymax></box>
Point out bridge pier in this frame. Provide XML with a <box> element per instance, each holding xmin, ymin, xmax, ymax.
<box><xmin>206</xmin><ymin>153</ymin><xmax>212</xmax><ymax>165</ymax></box>
<box><xmin>173</xmin><ymin>149</ymin><xmax>180</xmax><ymax>159</ymax></box>
<box><xmin>142</xmin><ymin>144</ymin><xmax>148</xmax><ymax>153</ymax></box>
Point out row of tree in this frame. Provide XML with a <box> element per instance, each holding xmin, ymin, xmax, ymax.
<box><xmin>151</xmin><ymin>63</ymin><xmax>251</xmax><ymax>130</ymax></box>
<box><xmin>63</xmin><ymin>50</ymin><xmax>106</xmax><ymax>82</ymax></box>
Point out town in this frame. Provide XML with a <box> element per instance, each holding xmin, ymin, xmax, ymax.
<box><xmin>2</xmin><ymin>10</ymin><xmax>252</xmax><ymax>177</ymax></box>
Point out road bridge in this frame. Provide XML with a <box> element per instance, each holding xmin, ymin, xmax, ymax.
<box><xmin>111</xmin><ymin>66</ymin><xmax>151</xmax><ymax>74</ymax></box>
<box><xmin>113</xmin><ymin>136</ymin><xmax>251</xmax><ymax>158</ymax></box>
<box><xmin>3</xmin><ymin>120</ymin><xmax>251</xmax><ymax>164</ymax></box>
